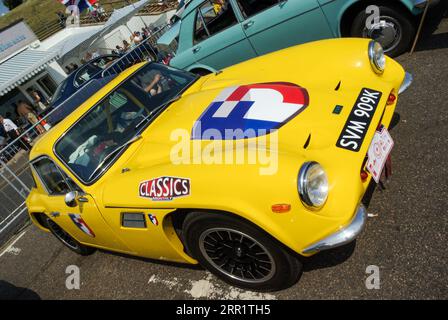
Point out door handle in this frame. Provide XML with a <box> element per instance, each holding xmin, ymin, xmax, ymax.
<box><xmin>78</xmin><ymin>196</ymin><xmax>89</xmax><ymax>203</ymax></box>
<box><xmin>50</xmin><ymin>211</ymin><xmax>60</xmax><ymax>218</ymax></box>
<box><xmin>192</xmin><ymin>46</ymin><xmax>201</xmax><ymax>53</ymax></box>
<box><xmin>243</xmin><ymin>20</ymin><xmax>254</xmax><ymax>29</ymax></box>
<box><xmin>279</xmin><ymin>0</ymin><xmax>288</xmax><ymax>8</ymax></box>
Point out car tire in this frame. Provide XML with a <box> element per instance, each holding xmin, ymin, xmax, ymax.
<box><xmin>350</xmin><ymin>5</ymin><xmax>416</xmax><ymax>57</ymax></box>
<box><xmin>182</xmin><ymin>212</ymin><xmax>303</xmax><ymax>291</ymax></box>
<box><xmin>45</xmin><ymin>216</ymin><xmax>95</xmax><ymax>256</ymax></box>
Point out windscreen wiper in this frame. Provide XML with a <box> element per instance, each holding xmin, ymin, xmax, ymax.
<box><xmin>135</xmin><ymin>94</ymin><xmax>183</xmax><ymax>130</ymax></box>
<box><xmin>87</xmin><ymin>134</ymin><xmax>142</xmax><ymax>181</ymax></box>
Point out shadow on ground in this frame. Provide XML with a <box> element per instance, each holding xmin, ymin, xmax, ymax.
<box><xmin>0</xmin><ymin>280</ymin><xmax>41</xmax><ymax>300</ymax></box>
<box><xmin>414</xmin><ymin>1</ymin><xmax>448</xmax><ymax>52</ymax></box>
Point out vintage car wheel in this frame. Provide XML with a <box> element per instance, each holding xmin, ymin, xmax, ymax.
<box><xmin>183</xmin><ymin>212</ymin><xmax>302</xmax><ymax>291</ymax></box>
<box><xmin>350</xmin><ymin>5</ymin><xmax>416</xmax><ymax>57</ymax></box>
<box><xmin>45</xmin><ymin>217</ymin><xmax>96</xmax><ymax>256</ymax></box>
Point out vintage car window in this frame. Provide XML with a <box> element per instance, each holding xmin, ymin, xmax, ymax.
<box><xmin>32</xmin><ymin>157</ymin><xmax>81</xmax><ymax>195</ymax></box>
<box><xmin>51</xmin><ymin>78</ymin><xmax>69</xmax><ymax>103</ymax></box>
<box><xmin>235</xmin><ymin>0</ymin><xmax>279</xmax><ymax>19</ymax></box>
<box><xmin>74</xmin><ymin>64</ymin><xmax>102</xmax><ymax>88</ymax></box>
<box><xmin>55</xmin><ymin>63</ymin><xmax>197</xmax><ymax>184</ymax></box>
<box><xmin>194</xmin><ymin>0</ymin><xmax>238</xmax><ymax>44</ymax></box>
<box><xmin>92</xmin><ymin>56</ymin><xmax>118</xmax><ymax>69</ymax></box>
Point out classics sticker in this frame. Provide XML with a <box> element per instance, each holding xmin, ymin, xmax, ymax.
<box><xmin>139</xmin><ymin>177</ymin><xmax>190</xmax><ymax>201</ymax></box>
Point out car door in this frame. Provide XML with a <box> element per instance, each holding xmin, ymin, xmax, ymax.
<box><xmin>31</xmin><ymin>156</ymin><xmax>129</xmax><ymax>252</ymax></box>
<box><xmin>233</xmin><ymin>0</ymin><xmax>334</xmax><ymax>56</ymax></box>
<box><xmin>188</xmin><ymin>0</ymin><xmax>257</xmax><ymax>70</ymax></box>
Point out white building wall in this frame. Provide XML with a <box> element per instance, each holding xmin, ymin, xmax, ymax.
<box><xmin>100</xmin><ymin>10</ymin><xmax>176</xmax><ymax>52</ymax></box>
<box><xmin>46</xmin><ymin>61</ymin><xmax>68</xmax><ymax>84</ymax></box>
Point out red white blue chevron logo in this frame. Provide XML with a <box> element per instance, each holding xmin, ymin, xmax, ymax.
<box><xmin>68</xmin><ymin>214</ymin><xmax>95</xmax><ymax>237</ymax></box>
<box><xmin>192</xmin><ymin>82</ymin><xmax>309</xmax><ymax>140</ymax></box>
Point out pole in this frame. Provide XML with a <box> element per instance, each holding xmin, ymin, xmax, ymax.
<box><xmin>410</xmin><ymin>0</ymin><xmax>431</xmax><ymax>55</ymax></box>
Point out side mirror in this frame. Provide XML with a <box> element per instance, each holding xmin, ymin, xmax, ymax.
<box><xmin>64</xmin><ymin>191</ymin><xmax>79</xmax><ymax>207</ymax></box>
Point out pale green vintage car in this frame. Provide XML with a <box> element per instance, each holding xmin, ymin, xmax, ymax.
<box><xmin>168</xmin><ymin>0</ymin><xmax>434</xmax><ymax>74</ymax></box>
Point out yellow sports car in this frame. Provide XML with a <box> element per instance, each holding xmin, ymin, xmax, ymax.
<box><xmin>26</xmin><ymin>39</ymin><xmax>412</xmax><ymax>291</ymax></box>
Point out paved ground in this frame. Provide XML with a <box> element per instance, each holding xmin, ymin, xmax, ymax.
<box><xmin>1</xmin><ymin>9</ymin><xmax>447</xmax><ymax>300</ymax></box>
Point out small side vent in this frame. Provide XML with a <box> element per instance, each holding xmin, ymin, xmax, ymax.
<box><xmin>122</xmin><ymin>213</ymin><xmax>146</xmax><ymax>228</ymax></box>
<box><xmin>335</xmin><ymin>81</ymin><xmax>341</xmax><ymax>91</ymax></box>
<box><xmin>303</xmin><ymin>134</ymin><xmax>311</xmax><ymax>149</ymax></box>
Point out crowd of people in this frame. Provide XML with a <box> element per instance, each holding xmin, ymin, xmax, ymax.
<box><xmin>56</xmin><ymin>1</ymin><xmax>108</xmax><ymax>28</ymax></box>
<box><xmin>0</xmin><ymin>90</ymin><xmax>50</xmax><ymax>155</ymax></box>
<box><xmin>112</xmin><ymin>26</ymin><xmax>157</xmax><ymax>55</ymax></box>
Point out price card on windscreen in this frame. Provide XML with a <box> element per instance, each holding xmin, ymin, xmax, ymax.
<box><xmin>366</xmin><ymin>127</ymin><xmax>394</xmax><ymax>183</ymax></box>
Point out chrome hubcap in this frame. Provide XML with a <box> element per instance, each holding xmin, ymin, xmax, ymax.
<box><xmin>363</xmin><ymin>16</ymin><xmax>402</xmax><ymax>52</ymax></box>
<box><xmin>199</xmin><ymin>228</ymin><xmax>276</xmax><ymax>284</ymax></box>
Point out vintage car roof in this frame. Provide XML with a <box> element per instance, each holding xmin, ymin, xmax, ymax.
<box><xmin>29</xmin><ymin>62</ymin><xmax>147</xmax><ymax>161</ymax></box>
<box><xmin>181</xmin><ymin>0</ymin><xmax>204</xmax><ymax>18</ymax></box>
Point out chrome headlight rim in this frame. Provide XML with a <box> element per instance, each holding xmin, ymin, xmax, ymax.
<box><xmin>368</xmin><ymin>40</ymin><xmax>386</xmax><ymax>74</ymax></box>
<box><xmin>298</xmin><ymin>161</ymin><xmax>329</xmax><ymax>210</ymax></box>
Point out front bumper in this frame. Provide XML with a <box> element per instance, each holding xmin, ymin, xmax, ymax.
<box><xmin>302</xmin><ymin>204</ymin><xmax>367</xmax><ymax>254</ymax></box>
<box><xmin>399</xmin><ymin>72</ymin><xmax>413</xmax><ymax>94</ymax></box>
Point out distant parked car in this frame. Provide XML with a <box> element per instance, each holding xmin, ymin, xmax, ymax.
<box><xmin>45</xmin><ymin>43</ymin><xmax>160</xmax><ymax>125</ymax></box>
<box><xmin>170</xmin><ymin>0</ymin><xmax>436</xmax><ymax>74</ymax></box>
<box><xmin>48</xmin><ymin>55</ymin><xmax>120</xmax><ymax>115</ymax></box>
<box><xmin>170</xmin><ymin>0</ymin><xmax>193</xmax><ymax>24</ymax></box>
<box><xmin>45</xmin><ymin>76</ymin><xmax>118</xmax><ymax>126</ymax></box>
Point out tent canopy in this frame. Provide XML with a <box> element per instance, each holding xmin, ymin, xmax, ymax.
<box><xmin>0</xmin><ymin>49</ymin><xmax>59</xmax><ymax>96</ymax></box>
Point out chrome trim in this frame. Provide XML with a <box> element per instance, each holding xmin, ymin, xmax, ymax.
<box><xmin>298</xmin><ymin>161</ymin><xmax>328</xmax><ymax>209</ymax></box>
<box><xmin>302</xmin><ymin>204</ymin><xmax>367</xmax><ymax>254</ymax></box>
<box><xmin>399</xmin><ymin>72</ymin><xmax>413</xmax><ymax>94</ymax></box>
<box><xmin>368</xmin><ymin>41</ymin><xmax>385</xmax><ymax>74</ymax></box>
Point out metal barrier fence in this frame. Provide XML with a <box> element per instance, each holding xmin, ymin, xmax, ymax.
<box><xmin>0</xmin><ymin>25</ymin><xmax>174</xmax><ymax>245</ymax></box>
<box><xmin>102</xmin><ymin>24</ymin><xmax>174</xmax><ymax>77</ymax></box>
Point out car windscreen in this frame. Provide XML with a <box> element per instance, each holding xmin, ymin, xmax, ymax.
<box><xmin>51</xmin><ymin>78</ymin><xmax>70</xmax><ymax>104</ymax></box>
<box><xmin>74</xmin><ymin>64</ymin><xmax>102</xmax><ymax>87</ymax></box>
<box><xmin>47</xmin><ymin>75</ymin><xmax>117</xmax><ymax>125</ymax></box>
<box><xmin>54</xmin><ymin>63</ymin><xmax>197</xmax><ymax>184</ymax></box>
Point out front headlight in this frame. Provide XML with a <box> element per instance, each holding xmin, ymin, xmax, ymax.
<box><xmin>298</xmin><ymin>162</ymin><xmax>329</xmax><ymax>209</ymax></box>
<box><xmin>368</xmin><ymin>41</ymin><xmax>386</xmax><ymax>74</ymax></box>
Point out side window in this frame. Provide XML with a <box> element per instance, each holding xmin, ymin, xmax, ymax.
<box><xmin>92</xmin><ymin>56</ymin><xmax>118</xmax><ymax>69</ymax></box>
<box><xmin>235</xmin><ymin>0</ymin><xmax>279</xmax><ymax>19</ymax></box>
<box><xmin>74</xmin><ymin>64</ymin><xmax>101</xmax><ymax>87</ymax></box>
<box><xmin>32</xmin><ymin>158</ymin><xmax>80</xmax><ymax>195</ymax></box>
<box><xmin>193</xmin><ymin>0</ymin><xmax>238</xmax><ymax>44</ymax></box>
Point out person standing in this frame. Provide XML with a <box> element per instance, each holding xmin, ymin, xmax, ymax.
<box><xmin>122</xmin><ymin>40</ymin><xmax>131</xmax><ymax>51</ymax></box>
<box><xmin>0</xmin><ymin>116</ymin><xmax>32</xmax><ymax>151</ymax></box>
<box><xmin>133</xmin><ymin>32</ymin><xmax>143</xmax><ymax>45</ymax></box>
<box><xmin>27</xmin><ymin>89</ymin><xmax>47</xmax><ymax>113</ymax></box>
<box><xmin>70</xmin><ymin>63</ymin><xmax>79</xmax><ymax>71</ymax></box>
<box><xmin>16</xmin><ymin>101</ymin><xmax>46</xmax><ymax>135</ymax></box>
<box><xmin>56</xmin><ymin>11</ymin><xmax>67</xmax><ymax>28</ymax></box>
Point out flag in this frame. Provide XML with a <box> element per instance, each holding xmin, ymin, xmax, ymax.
<box><xmin>59</xmin><ymin>0</ymin><xmax>97</xmax><ymax>13</ymax></box>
